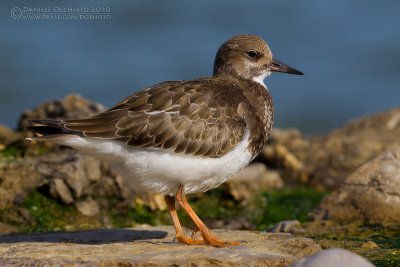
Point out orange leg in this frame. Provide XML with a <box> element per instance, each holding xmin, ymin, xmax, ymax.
<box><xmin>175</xmin><ymin>185</ymin><xmax>240</xmax><ymax>247</ymax></box>
<box><xmin>164</xmin><ymin>195</ymin><xmax>205</xmax><ymax>245</ymax></box>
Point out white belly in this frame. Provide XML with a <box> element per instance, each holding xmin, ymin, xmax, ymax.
<box><xmin>60</xmin><ymin>131</ymin><xmax>253</xmax><ymax>195</ymax></box>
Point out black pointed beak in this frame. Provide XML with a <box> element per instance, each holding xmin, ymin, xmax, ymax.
<box><xmin>269</xmin><ymin>58</ymin><xmax>304</xmax><ymax>75</ymax></box>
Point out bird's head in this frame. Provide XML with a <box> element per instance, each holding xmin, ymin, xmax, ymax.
<box><xmin>213</xmin><ymin>34</ymin><xmax>303</xmax><ymax>86</ymax></box>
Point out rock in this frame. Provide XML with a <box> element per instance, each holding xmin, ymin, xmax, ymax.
<box><xmin>38</xmin><ymin>151</ymin><xmax>93</xmax><ymax>201</ymax></box>
<box><xmin>50</xmin><ymin>178</ymin><xmax>74</xmax><ymax>204</ymax></box>
<box><xmin>75</xmin><ymin>198</ymin><xmax>100</xmax><ymax>216</ymax></box>
<box><xmin>114</xmin><ymin>174</ymin><xmax>133</xmax><ymax>200</ymax></box>
<box><xmin>0</xmin><ymin>222</ymin><xmax>19</xmax><ymax>235</ymax></box>
<box><xmin>263</xmin><ymin>109</ymin><xmax>400</xmax><ymax>190</ymax></box>
<box><xmin>226</xmin><ymin>163</ymin><xmax>284</xmax><ymax>204</ymax></box>
<box><xmin>0</xmin><ymin>226</ymin><xmax>321</xmax><ymax>266</ymax></box>
<box><xmin>206</xmin><ymin>217</ymin><xmax>254</xmax><ymax>231</ymax></box>
<box><xmin>15</xmin><ymin>207</ymin><xmax>36</xmax><ymax>225</ymax></box>
<box><xmin>361</xmin><ymin>241</ymin><xmax>379</xmax><ymax>249</ymax></box>
<box><xmin>263</xmin><ymin>129</ymin><xmax>309</xmax><ymax>184</ymax></box>
<box><xmin>267</xmin><ymin>220</ymin><xmax>302</xmax><ymax>233</ymax></box>
<box><xmin>0</xmin><ymin>158</ymin><xmax>43</xmax><ymax>208</ymax></box>
<box><xmin>0</xmin><ymin>124</ymin><xmax>19</xmax><ymax>148</ymax></box>
<box><xmin>306</xmin><ymin>109</ymin><xmax>400</xmax><ymax>189</ymax></box>
<box><xmin>0</xmin><ymin>144</ymin><xmax>136</xmax><ymax>211</ymax></box>
<box><xmin>290</xmin><ymin>248</ymin><xmax>375</xmax><ymax>267</ymax></box>
<box><xmin>18</xmin><ymin>94</ymin><xmax>105</xmax><ymax>131</ymax></box>
<box><xmin>310</xmin><ymin>148</ymin><xmax>400</xmax><ymax>225</ymax></box>
<box><xmin>82</xmin><ymin>156</ymin><xmax>102</xmax><ymax>182</ymax></box>
<box><xmin>135</xmin><ymin>193</ymin><xmax>167</xmax><ymax>211</ymax></box>
<box><xmin>36</xmin><ymin>149</ymin><xmax>130</xmax><ymax>206</ymax></box>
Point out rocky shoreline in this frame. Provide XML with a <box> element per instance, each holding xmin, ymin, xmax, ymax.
<box><xmin>0</xmin><ymin>94</ymin><xmax>399</xmax><ymax>266</ymax></box>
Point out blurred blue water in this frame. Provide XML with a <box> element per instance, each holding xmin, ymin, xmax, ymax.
<box><xmin>0</xmin><ymin>1</ymin><xmax>399</xmax><ymax>135</ymax></box>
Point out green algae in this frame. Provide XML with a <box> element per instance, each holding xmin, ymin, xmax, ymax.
<box><xmin>0</xmin><ymin>139</ymin><xmax>53</xmax><ymax>161</ymax></box>
<box><xmin>257</xmin><ymin>187</ymin><xmax>327</xmax><ymax>229</ymax></box>
<box><xmin>22</xmin><ymin>192</ymin><xmax>77</xmax><ymax>232</ymax></box>
<box><xmin>180</xmin><ymin>189</ymin><xmax>243</xmax><ymax>224</ymax></box>
<box><xmin>111</xmin><ymin>186</ymin><xmax>326</xmax><ymax>231</ymax></box>
<box><xmin>110</xmin><ymin>205</ymin><xmax>169</xmax><ymax>228</ymax></box>
<box><xmin>0</xmin><ymin>192</ymin><xmax>102</xmax><ymax>233</ymax></box>
<box><xmin>299</xmin><ymin>222</ymin><xmax>400</xmax><ymax>267</ymax></box>
<box><xmin>0</xmin><ymin>141</ymin><xmax>25</xmax><ymax>160</ymax></box>
<box><xmin>26</xmin><ymin>192</ymin><xmax>104</xmax><ymax>232</ymax></box>
<box><xmin>110</xmin><ymin>189</ymin><xmax>245</xmax><ymax>229</ymax></box>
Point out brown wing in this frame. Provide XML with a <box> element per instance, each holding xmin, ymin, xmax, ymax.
<box><xmin>63</xmin><ymin>79</ymin><xmax>247</xmax><ymax>158</ymax></box>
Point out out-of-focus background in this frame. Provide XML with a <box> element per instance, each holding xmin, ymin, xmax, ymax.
<box><xmin>0</xmin><ymin>0</ymin><xmax>399</xmax><ymax>134</ymax></box>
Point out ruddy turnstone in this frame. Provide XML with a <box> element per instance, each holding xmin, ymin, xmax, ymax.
<box><xmin>28</xmin><ymin>34</ymin><xmax>303</xmax><ymax>247</ymax></box>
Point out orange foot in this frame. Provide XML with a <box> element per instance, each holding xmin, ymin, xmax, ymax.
<box><xmin>175</xmin><ymin>185</ymin><xmax>241</xmax><ymax>248</ymax></box>
<box><xmin>199</xmin><ymin>228</ymin><xmax>240</xmax><ymax>247</ymax></box>
<box><xmin>165</xmin><ymin>187</ymin><xmax>242</xmax><ymax>247</ymax></box>
<box><xmin>175</xmin><ymin>233</ymin><xmax>205</xmax><ymax>245</ymax></box>
<box><xmin>177</xmin><ymin>229</ymin><xmax>239</xmax><ymax>247</ymax></box>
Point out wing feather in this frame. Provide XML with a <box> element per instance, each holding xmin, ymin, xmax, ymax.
<box><xmin>63</xmin><ymin>79</ymin><xmax>248</xmax><ymax>157</ymax></box>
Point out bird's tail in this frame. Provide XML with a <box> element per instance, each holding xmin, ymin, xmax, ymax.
<box><xmin>26</xmin><ymin>119</ymin><xmax>82</xmax><ymax>141</ymax></box>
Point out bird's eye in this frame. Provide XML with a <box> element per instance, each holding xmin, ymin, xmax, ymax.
<box><xmin>246</xmin><ymin>50</ymin><xmax>258</xmax><ymax>58</ymax></box>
